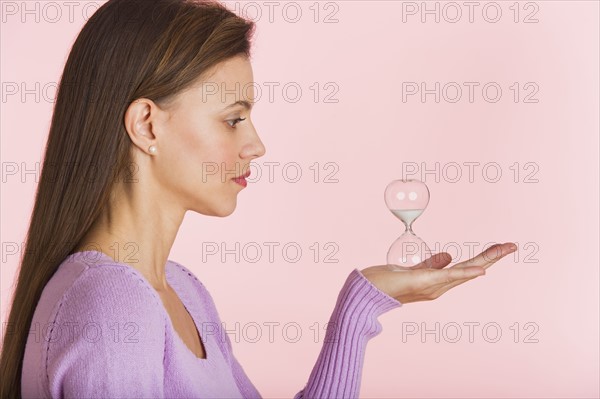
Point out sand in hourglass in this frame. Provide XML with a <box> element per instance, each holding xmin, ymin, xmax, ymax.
<box><xmin>391</xmin><ymin>209</ymin><xmax>425</xmax><ymax>226</ymax></box>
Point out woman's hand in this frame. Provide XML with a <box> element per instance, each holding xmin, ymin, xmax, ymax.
<box><xmin>360</xmin><ymin>242</ymin><xmax>517</xmax><ymax>304</ymax></box>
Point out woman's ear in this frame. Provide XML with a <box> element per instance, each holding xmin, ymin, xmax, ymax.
<box><xmin>124</xmin><ymin>98</ymin><xmax>159</xmax><ymax>155</ymax></box>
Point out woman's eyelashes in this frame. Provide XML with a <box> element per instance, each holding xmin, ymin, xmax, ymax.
<box><xmin>226</xmin><ymin>117</ymin><xmax>246</xmax><ymax>128</ymax></box>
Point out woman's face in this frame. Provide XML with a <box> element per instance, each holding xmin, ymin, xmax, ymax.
<box><xmin>133</xmin><ymin>55</ymin><xmax>266</xmax><ymax>217</ymax></box>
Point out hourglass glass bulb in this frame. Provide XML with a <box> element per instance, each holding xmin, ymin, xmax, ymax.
<box><xmin>384</xmin><ymin>179</ymin><xmax>432</xmax><ymax>271</ymax></box>
<box><xmin>384</xmin><ymin>179</ymin><xmax>430</xmax><ymax>225</ymax></box>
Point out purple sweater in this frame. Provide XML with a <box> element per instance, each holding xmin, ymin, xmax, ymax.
<box><xmin>21</xmin><ymin>250</ymin><xmax>402</xmax><ymax>398</ymax></box>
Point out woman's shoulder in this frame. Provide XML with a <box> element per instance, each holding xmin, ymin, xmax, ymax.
<box><xmin>36</xmin><ymin>253</ymin><xmax>167</xmax><ymax>398</ymax></box>
<box><xmin>41</xmin><ymin>253</ymin><xmax>167</xmax><ymax>362</ymax></box>
<box><xmin>50</xmin><ymin>252</ymin><xmax>165</xmax><ymax>321</ymax></box>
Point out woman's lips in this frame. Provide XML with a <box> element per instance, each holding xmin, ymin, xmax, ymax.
<box><xmin>232</xmin><ymin>176</ymin><xmax>247</xmax><ymax>187</ymax></box>
<box><xmin>232</xmin><ymin>168</ymin><xmax>251</xmax><ymax>187</ymax></box>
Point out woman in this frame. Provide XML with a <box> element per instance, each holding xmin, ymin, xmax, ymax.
<box><xmin>0</xmin><ymin>0</ymin><xmax>517</xmax><ymax>397</ymax></box>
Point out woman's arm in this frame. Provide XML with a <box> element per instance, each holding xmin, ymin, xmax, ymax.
<box><xmin>211</xmin><ymin>268</ymin><xmax>402</xmax><ymax>398</ymax></box>
<box><xmin>290</xmin><ymin>269</ymin><xmax>402</xmax><ymax>398</ymax></box>
<box><xmin>219</xmin><ymin>244</ymin><xmax>517</xmax><ymax>398</ymax></box>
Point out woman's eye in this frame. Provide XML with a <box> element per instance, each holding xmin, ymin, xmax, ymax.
<box><xmin>226</xmin><ymin>117</ymin><xmax>246</xmax><ymax>128</ymax></box>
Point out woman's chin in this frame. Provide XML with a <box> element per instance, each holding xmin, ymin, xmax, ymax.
<box><xmin>188</xmin><ymin>192</ymin><xmax>238</xmax><ymax>217</ymax></box>
<box><xmin>217</xmin><ymin>206</ymin><xmax>236</xmax><ymax>217</ymax></box>
<box><xmin>200</xmin><ymin>202</ymin><xmax>237</xmax><ymax>218</ymax></box>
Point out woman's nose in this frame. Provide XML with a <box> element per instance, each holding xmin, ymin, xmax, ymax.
<box><xmin>253</xmin><ymin>136</ymin><xmax>266</xmax><ymax>158</ymax></box>
<box><xmin>247</xmin><ymin>126</ymin><xmax>266</xmax><ymax>158</ymax></box>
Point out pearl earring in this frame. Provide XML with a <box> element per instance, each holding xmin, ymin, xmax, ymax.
<box><xmin>148</xmin><ymin>145</ymin><xmax>157</xmax><ymax>154</ymax></box>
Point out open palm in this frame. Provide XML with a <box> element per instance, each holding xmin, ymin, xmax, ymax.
<box><xmin>360</xmin><ymin>242</ymin><xmax>517</xmax><ymax>304</ymax></box>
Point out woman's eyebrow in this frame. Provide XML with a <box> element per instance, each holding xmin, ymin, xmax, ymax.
<box><xmin>222</xmin><ymin>100</ymin><xmax>254</xmax><ymax>111</ymax></box>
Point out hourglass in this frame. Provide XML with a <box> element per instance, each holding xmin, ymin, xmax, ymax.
<box><xmin>385</xmin><ymin>179</ymin><xmax>432</xmax><ymax>271</ymax></box>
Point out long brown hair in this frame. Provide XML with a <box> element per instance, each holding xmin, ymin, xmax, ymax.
<box><xmin>0</xmin><ymin>0</ymin><xmax>255</xmax><ymax>396</ymax></box>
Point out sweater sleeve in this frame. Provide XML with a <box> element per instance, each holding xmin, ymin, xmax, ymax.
<box><xmin>292</xmin><ymin>268</ymin><xmax>402</xmax><ymax>398</ymax></box>
<box><xmin>44</xmin><ymin>266</ymin><xmax>167</xmax><ymax>399</ymax></box>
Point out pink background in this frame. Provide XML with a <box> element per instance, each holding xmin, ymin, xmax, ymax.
<box><xmin>1</xmin><ymin>1</ymin><xmax>598</xmax><ymax>397</ymax></box>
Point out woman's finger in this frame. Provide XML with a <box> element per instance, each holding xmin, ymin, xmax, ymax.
<box><xmin>428</xmin><ymin>243</ymin><xmax>518</xmax><ymax>296</ymax></box>
<box><xmin>456</xmin><ymin>242</ymin><xmax>517</xmax><ymax>270</ymax></box>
